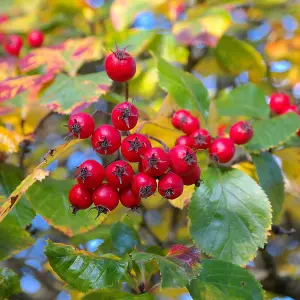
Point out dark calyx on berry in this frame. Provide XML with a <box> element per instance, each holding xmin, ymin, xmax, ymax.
<box><xmin>118</xmin><ymin>105</ymin><xmax>137</xmax><ymax>128</ymax></box>
<box><xmin>112</xmin><ymin>164</ymin><xmax>129</xmax><ymax>184</ymax></box>
<box><xmin>66</xmin><ymin>119</ymin><xmax>81</xmax><ymax>138</ymax></box>
<box><xmin>128</xmin><ymin>136</ymin><xmax>143</xmax><ymax>152</ymax></box>
<box><xmin>184</xmin><ymin>150</ymin><xmax>197</xmax><ymax>165</ymax></box>
<box><xmin>112</xmin><ymin>44</ymin><xmax>130</xmax><ymax>60</ymax></box>
<box><xmin>90</xmin><ymin>206</ymin><xmax>110</xmax><ymax>219</ymax></box>
<box><xmin>95</xmin><ymin>137</ymin><xmax>112</xmax><ymax>154</ymax></box>
<box><xmin>74</xmin><ymin>166</ymin><xmax>91</xmax><ymax>182</ymax></box>
<box><xmin>139</xmin><ymin>185</ymin><xmax>155</xmax><ymax>198</ymax></box>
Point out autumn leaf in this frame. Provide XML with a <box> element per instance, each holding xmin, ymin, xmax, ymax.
<box><xmin>0</xmin><ymin>126</ymin><xmax>23</xmax><ymax>154</ymax></box>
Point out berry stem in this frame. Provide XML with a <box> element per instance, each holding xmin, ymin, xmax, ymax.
<box><xmin>92</xmin><ymin>109</ymin><xmax>111</xmax><ymax>117</ymax></box>
<box><xmin>145</xmin><ymin>135</ymin><xmax>169</xmax><ymax>152</ymax></box>
<box><xmin>125</xmin><ymin>81</ymin><xmax>129</xmax><ymax>102</ymax></box>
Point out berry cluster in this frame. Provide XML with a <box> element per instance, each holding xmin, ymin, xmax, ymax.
<box><xmin>172</xmin><ymin>110</ymin><xmax>253</xmax><ymax>164</ymax></box>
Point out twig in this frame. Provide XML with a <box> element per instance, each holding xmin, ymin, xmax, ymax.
<box><xmin>145</xmin><ymin>135</ymin><xmax>169</xmax><ymax>152</ymax></box>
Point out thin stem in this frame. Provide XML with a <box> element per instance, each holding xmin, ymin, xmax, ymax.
<box><xmin>92</xmin><ymin>109</ymin><xmax>111</xmax><ymax>117</ymax></box>
<box><xmin>125</xmin><ymin>81</ymin><xmax>129</xmax><ymax>102</ymax></box>
<box><xmin>145</xmin><ymin>135</ymin><xmax>169</xmax><ymax>152</ymax></box>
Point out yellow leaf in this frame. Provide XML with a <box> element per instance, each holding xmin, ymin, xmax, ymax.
<box><xmin>169</xmin><ymin>185</ymin><xmax>194</xmax><ymax>209</ymax></box>
<box><xmin>233</xmin><ymin>162</ymin><xmax>258</xmax><ymax>181</ymax></box>
<box><xmin>0</xmin><ymin>126</ymin><xmax>22</xmax><ymax>154</ymax></box>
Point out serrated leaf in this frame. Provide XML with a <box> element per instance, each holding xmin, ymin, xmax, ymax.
<box><xmin>155</xmin><ymin>55</ymin><xmax>209</xmax><ymax>119</ymax></box>
<box><xmin>131</xmin><ymin>247</ymin><xmax>201</xmax><ymax>288</ymax></box>
<box><xmin>216</xmin><ymin>35</ymin><xmax>266</xmax><ymax>82</ymax></box>
<box><xmin>246</xmin><ymin>113</ymin><xmax>300</xmax><ymax>152</ymax></box>
<box><xmin>187</xmin><ymin>259</ymin><xmax>264</xmax><ymax>300</ymax></box>
<box><xmin>189</xmin><ymin>167</ymin><xmax>272</xmax><ymax>265</ymax></box>
<box><xmin>0</xmin><ymin>268</ymin><xmax>21</xmax><ymax>299</ymax></box>
<box><xmin>39</xmin><ymin>73</ymin><xmax>111</xmax><ymax>114</ymax></box>
<box><xmin>44</xmin><ymin>240</ymin><xmax>128</xmax><ymax>292</ymax></box>
<box><xmin>252</xmin><ymin>152</ymin><xmax>284</xmax><ymax>223</ymax></box>
<box><xmin>83</xmin><ymin>289</ymin><xmax>154</xmax><ymax>300</ymax></box>
<box><xmin>216</xmin><ymin>83</ymin><xmax>269</xmax><ymax>119</ymax></box>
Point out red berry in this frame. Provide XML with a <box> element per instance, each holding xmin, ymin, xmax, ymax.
<box><xmin>171</xmin><ymin>110</ymin><xmax>190</xmax><ymax>130</ymax></box>
<box><xmin>181</xmin><ymin>115</ymin><xmax>200</xmax><ymax>135</ymax></box>
<box><xmin>121</xmin><ymin>133</ymin><xmax>152</xmax><ymax>162</ymax></box>
<box><xmin>27</xmin><ymin>30</ymin><xmax>44</xmax><ymax>48</ymax></box>
<box><xmin>158</xmin><ymin>171</ymin><xmax>184</xmax><ymax>200</ymax></box>
<box><xmin>92</xmin><ymin>183</ymin><xmax>119</xmax><ymax>216</ymax></box>
<box><xmin>91</xmin><ymin>124</ymin><xmax>121</xmax><ymax>155</ymax></box>
<box><xmin>169</xmin><ymin>145</ymin><xmax>197</xmax><ymax>176</ymax></box>
<box><xmin>69</xmin><ymin>184</ymin><xmax>92</xmax><ymax>214</ymax></box>
<box><xmin>281</xmin><ymin>105</ymin><xmax>298</xmax><ymax>114</ymax></box>
<box><xmin>297</xmin><ymin>129</ymin><xmax>300</xmax><ymax>137</ymax></box>
<box><xmin>106</xmin><ymin>160</ymin><xmax>134</xmax><ymax>189</ymax></box>
<box><xmin>175</xmin><ymin>135</ymin><xmax>195</xmax><ymax>148</ymax></box>
<box><xmin>75</xmin><ymin>159</ymin><xmax>105</xmax><ymax>190</ymax></box>
<box><xmin>181</xmin><ymin>166</ymin><xmax>201</xmax><ymax>186</ymax></box>
<box><xmin>190</xmin><ymin>129</ymin><xmax>212</xmax><ymax>150</ymax></box>
<box><xmin>111</xmin><ymin>102</ymin><xmax>139</xmax><ymax>131</ymax></box>
<box><xmin>67</xmin><ymin>112</ymin><xmax>94</xmax><ymax>139</ymax></box>
<box><xmin>229</xmin><ymin>121</ymin><xmax>253</xmax><ymax>145</ymax></box>
<box><xmin>132</xmin><ymin>173</ymin><xmax>157</xmax><ymax>199</ymax></box>
<box><xmin>270</xmin><ymin>93</ymin><xmax>290</xmax><ymax>114</ymax></box>
<box><xmin>209</xmin><ymin>138</ymin><xmax>235</xmax><ymax>163</ymax></box>
<box><xmin>4</xmin><ymin>35</ymin><xmax>23</xmax><ymax>56</ymax></box>
<box><xmin>141</xmin><ymin>147</ymin><xmax>170</xmax><ymax>177</ymax></box>
<box><xmin>105</xmin><ymin>44</ymin><xmax>136</xmax><ymax>82</ymax></box>
<box><xmin>120</xmin><ymin>187</ymin><xmax>141</xmax><ymax>209</ymax></box>
<box><xmin>0</xmin><ymin>15</ymin><xmax>8</xmax><ymax>23</ymax></box>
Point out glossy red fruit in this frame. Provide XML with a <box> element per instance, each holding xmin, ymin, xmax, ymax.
<box><xmin>91</xmin><ymin>124</ymin><xmax>121</xmax><ymax>155</ymax></box>
<box><xmin>158</xmin><ymin>171</ymin><xmax>184</xmax><ymax>200</ymax></box>
<box><xmin>27</xmin><ymin>30</ymin><xmax>44</xmax><ymax>48</ymax></box>
<box><xmin>171</xmin><ymin>110</ymin><xmax>190</xmax><ymax>130</ymax></box>
<box><xmin>169</xmin><ymin>145</ymin><xmax>197</xmax><ymax>176</ymax></box>
<box><xmin>67</xmin><ymin>112</ymin><xmax>95</xmax><ymax>139</ymax></box>
<box><xmin>111</xmin><ymin>102</ymin><xmax>139</xmax><ymax>131</ymax></box>
<box><xmin>105</xmin><ymin>44</ymin><xmax>136</xmax><ymax>82</ymax></box>
<box><xmin>181</xmin><ymin>166</ymin><xmax>201</xmax><ymax>186</ymax></box>
<box><xmin>92</xmin><ymin>183</ymin><xmax>119</xmax><ymax>217</ymax></box>
<box><xmin>141</xmin><ymin>147</ymin><xmax>170</xmax><ymax>177</ymax></box>
<box><xmin>69</xmin><ymin>184</ymin><xmax>92</xmax><ymax>214</ymax></box>
<box><xmin>4</xmin><ymin>35</ymin><xmax>23</xmax><ymax>56</ymax></box>
<box><xmin>175</xmin><ymin>135</ymin><xmax>195</xmax><ymax>148</ymax></box>
<box><xmin>270</xmin><ymin>93</ymin><xmax>290</xmax><ymax>114</ymax></box>
<box><xmin>181</xmin><ymin>115</ymin><xmax>200</xmax><ymax>135</ymax></box>
<box><xmin>75</xmin><ymin>160</ymin><xmax>105</xmax><ymax>190</ymax></box>
<box><xmin>190</xmin><ymin>129</ymin><xmax>212</xmax><ymax>150</ymax></box>
<box><xmin>106</xmin><ymin>160</ymin><xmax>134</xmax><ymax>189</ymax></box>
<box><xmin>209</xmin><ymin>138</ymin><xmax>235</xmax><ymax>163</ymax></box>
<box><xmin>0</xmin><ymin>15</ymin><xmax>8</xmax><ymax>23</ymax></box>
<box><xmin>120</xmin><ymin>187</ymin><xmax>141</xmax><ymax>209</ymax></box>
<box><xmin>121</xmin><ymin>133</ymin><xmax>152</xmax><ymax>162</ymax></box>
<box><xmin>281</xmin><ymin>105</ymin><xmax>298</xmax><ymax>114</ymax></box>
<box><xmin>229</xmin><ymin>121</ymin><xmax>253</xmax><ymax>145</ymax></box>
<box><xmin>132</xmin><ymin>173</ymin><xmax>157</xmax><ymax>199</ymax></box>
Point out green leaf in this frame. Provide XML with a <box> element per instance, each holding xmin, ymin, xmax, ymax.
<box><xmin>83</xmin><ymin>289</ymin><xmax>154</xmax><ymax>300</ymax></box>
<box><xmin>189</xmin><ymin>167</ymin><xmax>272</xmax><ymax>265</ymax></box>
<box><xmin>131</xmin><ymin>248</ymin><xmax>201</xmax><ymax>288</ymax></box>
<box><xmin>188</xmin><ymin>259</ymin><xmax>264</xmax><ymax>300</ymax></box>
<box><xmin>155</xmin><ymin>55</ymin><xmax>209</xmax><ymax>120</ymax></box>
<box><xmin>252</xmin><ymin>152</ymin><xmax>284</xmax><ymax>223</ymax></box>
<box><xmin>216</xmin><ymin>35</ymin><xmax>266</xmax><ymax>82</ymax></box>
<box><xmin>246</xmin><ymin>113</ymin><xmax>300</xmax><ymax>152</ymax></box>
<box><xmin>26</xmin><ymin>179</ymin><xmax>106</xmax><ymax>236</ymax></box>
<box><xmin>111</xmin><ymin>222</ymin><xmax>140</xmax><ymax>255</ymax></box>
<box><xmin>0</xmin><ymin>268</ymin><xmax>21</xmax><ymax>299</ymax></box>
<box><xmin>44</xmin><ymin>240</ymin><xmax>128</xmax><ymax>292</ymax></box>
<box><xmin>216</xmin><ymin>84</ymin><xmax>269</xmax><ymax>119</ymax></box>
<box><xmin>40</xmin><ymin>72</ymin><xmax>111</xmax><ymax>114</ymax></box>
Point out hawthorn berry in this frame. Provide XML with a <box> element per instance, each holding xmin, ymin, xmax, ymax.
<box><xmin>281</xmin><ymin>105</ymin><xmax>298</xmax><ymax>114</ymax></box>
<box><xmin>270</xmin><ymin>93</ymin><xmax>290</xmax><ymax>114</ymax></box>
<box><xmin>175</xmin><ymin>135</ymin><xmax>195</xmax><ymax>148</ymax></box>
<box><xmin>209</xmin><ymin>138</ymin><xmax>235</xmax><ymax>163</ymax></box>
<box><xmin>158</xmin><ymin>171</ymin><xmax>184</xmax><ymax>200</ymax></box>
<box><xmin>181</xmin><ymin>165</ymin><xmax>201</xmax><ymax>186</ymax></box>
<box><xmin>75</xmin><ymin>160</ymin><xmax>105</xmax><ymax>190</ymax></box>
<box><xmin>67</xmin><ymin>112</ymin><xmax>95</xmax><ymax>139</ymax></box>
<box><xmin>4</xmin><ymin>35</ymin><xmax>23</xmax><ymax>56</ymax></box>
<box><xmin>106</xmin><ymin>160</ymin><xmax>134</xmax><ymax>189</ymax></box>
<box><xmin>121</xmin><ymin>133</ymin><xmax>152</xmax><ymax>162</ymax></box>
<box><xmin>132</xmin><ymin>173</ymin><xmax>157</xmax><ymax>199</ymax></box>
<box><xmin>111</xmin><ymin>102</ymin><xmax>139</xmax><ymax>131</ymax></box>
<box><xmin>171</xmin><ymin>110</ymin><xmax>190</xmax><ymax>130</ymax></box>
<box><xmin>105</xmin><ymin>44</ymin><xmax>136</xmax><ymax>82</ymax></box>
<box><xmin>92</xmin><ymin>183</ymin><xmax>119</xmax><ymax>217</ymax></box>
<box><xmin>91</xmin><ymin>124</ymin><xmax>121</xmax><ymax>155</ymax></box>
<box><xmin>169</xmin><ymin>145</ymin><xmax>197</xmax><ymax>176</ymax></box>
<box><xmin>181</xmin><ymin>115</ymin><xmax>200</xmax><ymax>135</ymax></box>
<box><xmin>69</xmin><ymin>184</ymin><xmax>93</xmax><ymax>214</ymax></box>
<box><xmin>190</xmin><ymin>129</ymin><xmax>211</xmax><ymax>150</ymax></box>
<box><xmin>120</xmin><ymin>187</ymin><xmax>141</xmax><ymax>209</ymax></box>
<box><xmin>0</xmin><ymin>15</ymin><xmax>8</xmax><ymax>23</ymax></box>
<box><xmin>141</xmin><ymin>147</ymin><xmax>170</xmax><ymax>177</ymax></box>
<box><xmin>28</xmin><ymin>30</ymin><xmax>44</xmax><ymax>48</ymax></box>
<box><xmin>229</xmin><ymin>121</ymin><xmax>253</xmax><ymax>145</ymax></box>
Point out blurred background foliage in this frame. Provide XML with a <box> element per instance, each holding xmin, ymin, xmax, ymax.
<box><xmin>0</xmin><ymin>0</ymin><xmax>300</xmax><ymax>299</ymax></box>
